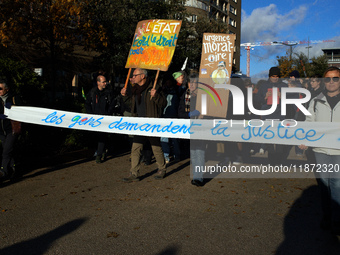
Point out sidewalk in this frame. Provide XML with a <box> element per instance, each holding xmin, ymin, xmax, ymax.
<box><xmin>1</xmin><ymin>150</ymin><xmax>340</xmax><ymax>255</ymax></box>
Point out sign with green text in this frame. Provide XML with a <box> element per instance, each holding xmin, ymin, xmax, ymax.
<box><xmin>125</xmin><ymin>19</ymin><xmax>182</xmax><ymax>71</ymax></box>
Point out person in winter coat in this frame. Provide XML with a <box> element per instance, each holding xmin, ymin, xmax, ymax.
<box><xmin>161</xmin><ymin>78</ymin><xmax>181</xmax><ymax>163</ymax></box>
<box><xmin>172</xmin><ymin>70</ymin><xmax>188</xmax><ymax>98</ymax></box>
<box><xmin>85</xmin><ymin>75</ymin><xmax>115</xmax><ymax>163</ymax></box>
<box><xmin>254</xmin><ymin>66</ymin><xmax>290</xmax><ymax>165</ymax></box>
<box><xmin>299</xmin><ymin>66</ymin><xmax>340</xmax><ymax>237</ymax></box>
<box><xmin>0</xmin><ymin>79</ymin><xmax>21</xmax><ymax>180</ymax></box>
<box><xmin>178</xmin><ymin>75</ymin><xmax>206</xmax><ymax>187</ymax></box>
<box><xmin>120</xmin><ymin>68</ymin><xmax>167</xmax><ymax>182</ymax></box>
<box><xmin>296</xmin><ymin>76</ymin><xmax>324</xmax><ymax>163</ymax></box>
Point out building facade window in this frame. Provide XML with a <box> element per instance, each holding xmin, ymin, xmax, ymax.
<box><xmin>229</xmin><ymin>18</ymin><xmax>236</xmax><ymax>27</ymax></box>
<box><xmin>230</xmin><ymin>5</ymin><xmax>236</xmax><ymax>15</ymax></box>
<box><xmin>192</xmin><ymin>14</ymin><xmax>197</xmax><ymax>23</ymax></box>
<box><xmin>185</xmin><ymin>0</ymin><xmax>208</xmax><ymax>11</ymax></box>
<box><xmin>184</xmin><ymin>0</ymin><xmax>241</xmax><ymax>71</ymax></box>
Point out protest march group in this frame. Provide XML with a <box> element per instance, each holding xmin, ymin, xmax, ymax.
<box><xmin>1</xmin><ymin>19</ymin><xmax>340</xmax><ymax>237</ymax></box>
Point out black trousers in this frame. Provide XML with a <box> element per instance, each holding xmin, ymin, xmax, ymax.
<box><xmin>0</xmin><ymin>132</ymin><xmax>17</xmax><ymax>175</ymax></box>
<box><xmin>96</xmin><ymin>132</ymin><xmax>108</xmax><ymax>157</ymax></box>
<box><xmin>267</xmin><ymin>144</ymin><xmax>291</xmax><ymax>165</ymax></box>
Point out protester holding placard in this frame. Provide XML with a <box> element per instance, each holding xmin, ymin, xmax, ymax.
<box><xmin>121</xmin><ymin>68</ymin><xmax>167</xmax><ymax>182</ymax></box>
<box><xmin>299</xmin><ymin>66</ymin><xmax>340</xmax><ymax>237</ymax></box>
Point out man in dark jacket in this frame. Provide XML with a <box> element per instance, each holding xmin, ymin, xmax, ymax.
<box><xmin>254</xmin><ymin>66</ymin><xmax>288</xmax><ymax>119</ymax></box>
<box><xmin>85</xmin><ymin>75</ymin><xmax>115</xmax><ymax>163</ymax></box>
<box><xmin>120</xmin><ymin>68</ymin><xmax>166</xmax><ymax>182</ymax></box>
<box><xmin>254</xmin><ymin>66</ymin><xmax>290</xmax><ymax>165</ymax></box>
<box><xmin>0</xmin><ymin>79</ymin><xmax>21</xmax><ymax>180</ymax></box>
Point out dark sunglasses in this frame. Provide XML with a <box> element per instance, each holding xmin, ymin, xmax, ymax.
<box><xmin>324</xmin><ymin>77</ymin><xmax>340</xmax><ymax>83</ymax></box>
<box><xmin>0</xmin><ymin>88</ymin><xmax>3</xmax><ymax>90</ymax></box>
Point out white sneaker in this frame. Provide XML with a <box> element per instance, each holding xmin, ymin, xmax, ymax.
<box><xmin>259</xmin><ymin>148</ymin><xmax>265</xmax><ymax>155</ymax></box>
<box><xmin>233</xmin><ymin>156</ymin><xmax>243</xmax><ymax>165</ymax></box>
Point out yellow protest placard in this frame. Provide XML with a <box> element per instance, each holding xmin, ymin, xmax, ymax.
<box><xmin>125</xmin><ymin>19</ymin><xmax>182</xmax><ymax>71</ymax></box>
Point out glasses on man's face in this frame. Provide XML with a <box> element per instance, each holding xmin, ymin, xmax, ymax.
<box><xmin>324</xmin><ymin>77</ymin><xmax>340</xmax><ymax>83</ymax></box>
<box><xmin>132</xmin><ymin>74</ymin><xmax>142</xmax><ymax>78</ymax></box>
<box><xmin>0</xmin><ymin>88</ymin><xmax>3</xmax><ymax>90</ymax></box>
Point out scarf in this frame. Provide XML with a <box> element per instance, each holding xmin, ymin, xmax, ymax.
<box><xmin>0</xmin><ymin>93</ymin><xmax>9</xmax><ymax>106</ymax></box>
<box><xmin>185</xmin><ymin>88</ymin><xmax>190</xmax><ymax>112</ymax></box>
<box><xmin>132</xmin><ymin>81</ymin><xmax>148</xmax><ymax>104</ymax></box>
<box><xmin>0</xmin><ymin>93</ymin><xmax>8</xmax><ymax>102</ymax></box>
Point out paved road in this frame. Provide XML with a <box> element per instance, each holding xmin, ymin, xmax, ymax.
<box><xmin>1</xmin><ymin>149</ymin><xmax>340</xmax><ymax>255</ymax></box>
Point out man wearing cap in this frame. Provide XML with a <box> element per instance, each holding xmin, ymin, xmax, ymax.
<box><xmin>172</xmin><ymin>70</ymin><xmax>188</xmax><ymax>97</ymax></box>
<box><xmin>254</xmin><ymin>66</ymin><xmax>287</xmax><ymax>119</ymax></box>
<box><xmin>289</xmin><ymin>70</ymin><xmax>302</xmax><ymax>87</ymax></box>
<box><xmin>254</xmin><ymin>66</ymin><xmax>289</xmax><ymax>165</ymax></box>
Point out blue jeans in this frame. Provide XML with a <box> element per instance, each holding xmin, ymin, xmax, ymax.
<box><xmin>295</xmin><ymin>145</ymin><xmax>303</xmax><ymax>155</ymax></box>
<box><xmin>190</xmin><ymin>142</ymin><xmax>206</xmax><ymax>182</ymax></box>
<box><xmin>160</xmin><ymin>137</ymin><xmax>180</xmax><ymax>161</ymax></box>
<box><xmin>314</xmin><ymin>152</ymin><xmax>340</xmax><ymax>233</ymax></box>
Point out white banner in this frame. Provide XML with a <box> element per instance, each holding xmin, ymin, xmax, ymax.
<box><xmin>5</xmin><ymin>106</ymin><xmax>191</xmax><ymax>139</ymax></box>
<box><xmin>4</xmin><ymin>106</ymin><xmax>340</xmax><ymax>149</ymax></box>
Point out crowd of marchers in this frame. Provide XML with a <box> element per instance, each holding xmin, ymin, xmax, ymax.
<box><xmin>1</xmin><ymin>65</ymin><xmax>340</xmax><ymax>239</ymax></box>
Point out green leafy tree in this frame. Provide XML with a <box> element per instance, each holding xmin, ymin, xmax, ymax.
<box><xmin>0</xmin><ymin>0</ymin><xmax>236</xmax><ymax>93</ymax></box>
<box><xmin>84</xmin><ymin>0</ymin><xmax>188</xmax><ymax>76</ymax></box>
<box><xmin>276</xmin><ymin>52</ymin><xmax>294</xmax><ymax>78</ymax></box>
<box><xmin>277</xmin><ymin>50</ymin><xmax>329</xmax><ymax>78</ymax></box>
<box><xmin>83</xmin><ymin>0</ymin><xmax>229</xmax><ymax>75</ymax></box>
<box><xmin>0</xmin><ymin>57</ymin><xmax>45</xmax><ymax>106</ymax></box>
<box><xmin>292</xmin><ymin>52</ymin><xmax>309</xmax><ymax>78</ymax></box>
<box><xmin>0</xmin><ymin>0</ymin><xmax>105</xmax><ymax>98</ymax></box>
<box><xmin>309</xmin><ymin>54</ymin><xmax>329</xmax><ymax>77</ymax></box>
